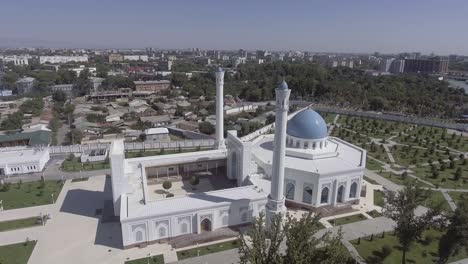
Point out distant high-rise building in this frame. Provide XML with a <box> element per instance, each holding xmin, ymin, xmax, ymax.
<box><xmin>256</xmin><ymin>50</ymin><xmax>267</xmax><ymax>58</ymax></box>
<box><xmin>380</xmin><ymin>58</ymin><xmax>395</xmax><ymax>72</ymax></box>
<box><xmin>404</xmin><ymin>58</ymin><xmax>448</xmax><ymax>74</ymax></box>
<box><xmin>389</xmin><ymin>59</ymin><xmax>405</xmax><ymax>74</ymax></box>
<box><xmin>448</xmin><ymin>54</ymin><xmax>458</xmax><ymax>62</ymax></box>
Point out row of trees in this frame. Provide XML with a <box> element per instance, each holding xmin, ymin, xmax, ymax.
<box><xmin>173</xmin><ymin>62</ymin><xmax>466</xmax><ymax>118</ymax></box>
<box><xmin>239</xmin><ymin>183</ymin><xmax>468</xmax><ymax>264</ymax></box>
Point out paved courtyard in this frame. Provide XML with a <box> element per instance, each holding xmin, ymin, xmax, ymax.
<box><xmin>147</xmin><ymin>172</ymin><xmax>236</xmax><ymax>200</ymax></box>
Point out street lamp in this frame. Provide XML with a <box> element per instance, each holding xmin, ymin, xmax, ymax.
<box><xmin>51</xmin><ymin>193</ymin><xmax>55</xmax><ymax>204</ymax></box>
<box><xmin>147</xmin><ymin>253</ymin><xmax>150</xmax><ymax>264</ymax></box>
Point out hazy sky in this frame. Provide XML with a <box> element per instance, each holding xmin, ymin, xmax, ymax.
<box><xmin>1</xmin><ymin>0</ymin><xmax>467</xmax><ymax>55</ymax></box>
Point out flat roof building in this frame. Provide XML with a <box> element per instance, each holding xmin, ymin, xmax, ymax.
<box><xmin>0</xmin><ymin>148</ymin><xmax>50</xmax><ymax>176</ymax></box>
<box><xmin>404</xmin><ymin>58</ymin><xmax>448</xmax><ymax>74</ymax></box>
<box><xmin>134</xmin><ymin>80</ymin><xmax>171</xmax><ymax>93</ymax></box>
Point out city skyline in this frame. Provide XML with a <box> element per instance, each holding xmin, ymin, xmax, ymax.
<box><xmin>2</xmin><ymin>0</ymin><xmax>468</xmax><ymax>55</ymax></box>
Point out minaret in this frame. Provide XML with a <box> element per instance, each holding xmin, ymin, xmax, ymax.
<box><xmin>266</xmin><ymin>80</ymin><xmax>291</xmax><ymax>228</ymax></box>
<box><xmin>215</xmin><ymin>67</ymin><xmax>225</xmax><ymax>149</ymax></box>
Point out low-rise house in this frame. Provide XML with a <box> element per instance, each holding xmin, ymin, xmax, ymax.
<box><xmin>0</xmin><ymin>89</ymin><xmax>12</xmax><ymax>97</ymax></box>
<box><xmin>134</xmin><ymin>80</ymin><xmax>171</xmax><ymax>93</ymax></box>
<box><xmin>80</xmin><ymin>149</ymin><xmax>108</xmax><ymax>163</ymax></box>
<box><xmin>50</xmin><ymin>84</ymin><xmax>74</xmax><ymax>97</ymax></box>
<box><xmin>0</xmin><ymin>130</ymin><xmax>51</xmax><ymax>148</ymax></box>
<box><xmin>16</xmin><ymin>77</ymin><xmax>36</xmax><ymax>94</ymax></box>
<box><xmin>0</xmin><ymin>148</ymin><xmax>50</xmax><ymax>176</ymax></box>
<box><xmin>140</xmin><ymin>115</ymin><xmax>171</xmax><ymax>127</ymax></box>
<box><xmin>144</xmin><ymin>127</ymin><xmax>169</xmax><ymax>140</ymax></box>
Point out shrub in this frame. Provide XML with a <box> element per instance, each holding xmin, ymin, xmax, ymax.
<box><xmin>381</xmin><ymin>245</ymin><xmax>392</xmax><ymax>258</ymax></box>
<box><xmin>166</xmin><ymin>193</ymin><xmax>174</xmax><ymax>198</ymax></box>
<box><xmin>162</xmin><ymin>180</ymin><xmax>172</xmax><ymax>190</ymax></box>
<box><xmin>190</xmin><ymin>176</ymin><xmax>200</xmax><ymax>186</ymax></box>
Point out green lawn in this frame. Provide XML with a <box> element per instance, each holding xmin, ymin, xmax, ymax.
<box><xmin>366</xmin><ymin>158</ymin><xmax>384</xmax><ymax>171</ymax></box>
<box><xmin>448</xmin><ymin>191</ymin><xmax>467</xmax><ymax>207</ymax></box>
<box><xmin>367</xmin><ymin>210</ymin><xmax>383</xmax><ymax>218</ymax></box>
<box><xmin>0</xmin><ymin>217</ymin><xmax>41</xmax><ymax>232</ymax></box>
<box><xmin>420</xmin><ymin>190</ymin><xmax>451</xmax><ymax>212</ymax></box>
<box><xmin>125</xmin><ymin>254</ymin><xmax>164</xmax><ymax>264</ymax></box>
<box><xmin>378</xmin><ymin>171</ymin><xmax>430</xmax><ymax>187</ymax></box>
<box><xmin>177</xmin><ymin>240</ymin><xmax>240</xmax><ymax>260</ymax></box>
<box><xmin>374</xmin><ymin>190</ymin><xmax>385</xmax><ymax>207</ymax></box>
<box><xmin>0</xmin><ymin>241</ymin><xmax>36</xmax><ymax>264</ymax></box>
<box><xmin>61</xmin><ymin>158</ymin><xmax>109</xmax><ymax>172</ymax></box>
<box><xmin>0</xmin><ymin>180</ymin><xmax>63</xmax><ymax>210</ymax></box>
<box><xmin>410</xmin><ymin>162</ymin><xmax>468</xmax><ymax>189</ymax></box>
<box><xmin>328</xmin><ymin>214</ymin><xmax>367</xmax><ymax>226</ymax></box>
<box><xmin>352</xmin><ymin>229</ymin><xmax>468</xmax><ymax>264</ymax></box>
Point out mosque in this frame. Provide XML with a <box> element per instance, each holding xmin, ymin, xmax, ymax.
<box><xmin>109</xmin><ymin>68</ymin><xmax>366</xmax><ymax>248</ymax></box>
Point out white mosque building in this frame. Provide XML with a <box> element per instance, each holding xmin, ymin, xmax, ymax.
<box><xmin>109</xmin><ymin>68</ymin><xmax>366</xmax><ymax>248</ymax></box>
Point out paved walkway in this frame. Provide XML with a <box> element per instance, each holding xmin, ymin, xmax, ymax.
<box><xmin>364</xmin><ymin>169</ymin><xmax>402</xmax><ymax>192</ymax></box>
<box><xmin>442</xmin><ymin>190</ymin><xmax>458</xmax><ymax>211</ymax></box>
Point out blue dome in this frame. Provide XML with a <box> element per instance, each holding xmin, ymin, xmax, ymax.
<box><xmin>278</xmin><ymin>81</ymin><xmax>288</xmax><ymax>90</ymax></box>
<box><xmin>286</xmin><ymin>109</ymin><xmax>328</xmax><ymax>139</ymax></box>
<box><xmin>216</xmin><ymin>67</ymin><xmax>223</xmax><ymax>72</ymax></box>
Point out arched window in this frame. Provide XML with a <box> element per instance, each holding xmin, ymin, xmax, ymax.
<box><xmin>158</xmin><ymin>227</ymin><xmax>166</xmax><ymax>238</ymax></box>
<box><xmin>285</xmin><ymin>182</ymin><xmax>295</xmax><ymax>200</ymax></box>
<box><xmin>181</xmin><ymin>222</ymin><xmax>188</xmax><ymax>234</ymax></box>
<box><xmin>349</xmin><ymin>182</ymin><xmax>358</xmax><ymax>198</ymax></box>
<box><xmin>135</xmin><ymin>230</ymin><xmax>143</xmax><ymax>242</ymax></box>
<box><xmin>320</xmin><ymin>187</ymin><xmax>329</xmax><ymax>204</ymax></box>
<box><xmin>303</xmin><ymin>186</ymin><xmax>313</xmax><ymax>204</ymax></box>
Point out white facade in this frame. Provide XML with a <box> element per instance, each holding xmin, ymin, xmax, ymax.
<box><xmin>39</xmin><ymin>55</ymin><xmax>88</xmax><ymax>64</ymax></box>
<box><xmin>123</xmin><ymin>55</ymin><xmax>149</xmax><ymax>62</ymax></box>
<box><xmin>109</xmin><ymin>78</ymin><xmax>366</xmax><ymax>248</ymax></box>
<box><xmin>0</xmin><ymin>55</ymin><xmax>30</xmax><ymax>65</ymax></box>
<box><xmin>0</xmin><ymin>148</ymin><xmax>50</xmax><ymax>176</ymax></box>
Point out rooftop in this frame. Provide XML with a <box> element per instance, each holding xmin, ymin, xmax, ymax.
<box><xmin>252</xmin><ymin>134</ymin><xmax>365</xmax><ymax>175</ymax></box>
<box><xmin>0</xmin><ymin>130</ymin><xmax>51</xmax><ymax>146</ymax></box>
<box><xmin>0</xmin><ymin>148</ymin><xmax>49</xmax><ymax>164</ymax></box>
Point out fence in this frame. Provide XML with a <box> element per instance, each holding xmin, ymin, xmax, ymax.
<box><xmin>49</xmin><ymin>139</ymin><xmax>215</xmax><ymax>154</ymax></box>
<box><xmin>310</xmin><ymin>105</ymin><xmax>468</xmax><ymax>132</ymax></box>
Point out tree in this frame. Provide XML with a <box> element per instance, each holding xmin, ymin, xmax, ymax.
<box><xmin>52</xmin><ymin>91</ymin><xmax>67</xmax><ymax>103</ymax></box>
<box><xmin>239</xmin><ymin>213</ymin><xmax>351</xmax><ymax>264</ymax></box>
<box><xmin>199</xmin><ymin>121</ymin><xmax>215</xmax><ymax>135</ymax></box>
<box><xmin>190</xmin><ymin>176</ymin><xmax>200</xmax><ymax>189</ymax></box>
<box><xmin>63</xmin><ymin>103</ymin><xmax>75</xmax><ymax>127</ymax></box>
<box><xmin>73</xmin><ymin>69</ymin><xmax>92</xmax><ymax>96</ymax></box>
<box><xmin>162</xmin><ymin>180</ymin><xmax>172</xmax><ymax>191</ymax></box>
<box><xmin>454</xmin><ymin>168</ymin><xmax>462</xmax><ymax>181</ymax></box>
<box><xmin>438</xmin><ymin>202</ymin><xmax>468</xmax><ymax>264</ymax></box>
<box><xmin>383</xmin><ymin>183</ymin><xmax>441</xmax><ymax>264</ymax></box>
<box><xmin>67</xmin><ymin>129</ymin><xmax>83</xmax><ymax>144</ymax></box>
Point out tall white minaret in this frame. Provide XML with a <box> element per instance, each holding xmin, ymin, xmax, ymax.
<box><xmin>266</xmin><ymin>80</ymin><xmax>291</xmax><ymax>228</ymax></box>
<box><xmin>215</xmin><ymin>67</ymin><xmax>225</xmax><ymax>149</ymax></box>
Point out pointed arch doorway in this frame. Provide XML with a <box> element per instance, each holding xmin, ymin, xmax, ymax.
<box><xmin>200</xmin><ymin>218</ymin><xmax>212</xmax><ymax>233</ymax></box>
